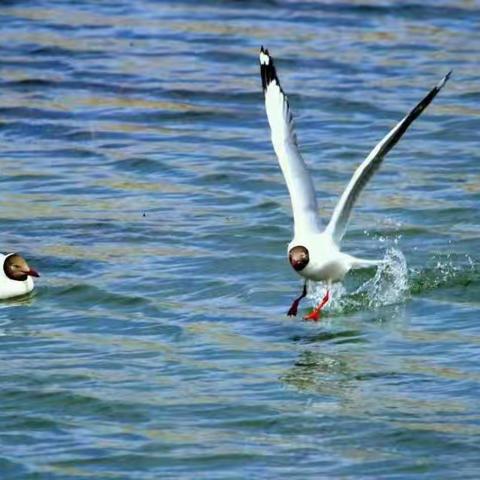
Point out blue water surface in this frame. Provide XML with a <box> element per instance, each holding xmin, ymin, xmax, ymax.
<box><xmin>0</xmin><ymin>0</ymin><xmax>479</xmax><ymax>478</ymax></box>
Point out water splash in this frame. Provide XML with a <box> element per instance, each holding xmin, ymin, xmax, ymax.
<box><xmin>307</xmin><ymin>249</ymin><xmax>478</xmax><ymax>315</ymax></box>
<box><xmin>356</xmin><ymin>248</ymin><xmax>409</xmax><ymax>309</ymax></box>
<box><xmin>307</xmin><ymin>248</ymin><xmax>409</xmax><ymax>314</ymax></box>
<box><xmin>409</xmin><ymin>253</ymin><xmax>477</xmax><ymax>294</ymax></box>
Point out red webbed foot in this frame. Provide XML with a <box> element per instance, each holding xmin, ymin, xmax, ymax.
<box><xmin>304</xmin><ymin>309</ymin><xmax>320</xmax><ymax>321</ymax></box>
<box><xmin>303</xmin><ymin>290</ymin><xmax>330</xmax><ymax>322</ymax></box>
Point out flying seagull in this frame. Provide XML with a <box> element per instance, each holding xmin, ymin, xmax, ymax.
<box><xmin>259</xmin><ymin>46</ymin><xmax>450</xmax><ymax>320</ymax></box>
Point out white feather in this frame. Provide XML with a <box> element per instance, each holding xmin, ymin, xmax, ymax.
<box><xmin>325</xmin><ymin>71</ymin><xmax>452</xmax><ymax>245</ymax></box>
<box><xmin>261</xmin><ymin>53</ymin><xmax>321</xmax><ymax>236</ymax></box>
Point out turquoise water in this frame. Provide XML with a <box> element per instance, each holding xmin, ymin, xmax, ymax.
<box><xmin>1</xmin><ymin>1</ymin><xmax>479</xmax><ymax>478</ymax></box>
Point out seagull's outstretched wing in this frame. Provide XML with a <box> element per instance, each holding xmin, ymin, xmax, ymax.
<box><xmin>260</xmin><ymin>47</ymin><xmax>321</xmax><ymax>236</ymax></box>
<box><xmin>326</xmin><ymin>71</ymin><xmax>451</xmax><ymax>244</ymax></box>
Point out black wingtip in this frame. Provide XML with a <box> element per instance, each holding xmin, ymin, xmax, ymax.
<box><xmin>374</xmin><ymin>70</ymin><xmax>451</xmax><ymax>162</ymax></box>
<box><xmin>259</xmin><ymin>46</ymin><xmax>278</xmax><ymax>92</ymax></box>
<box><xmin>438</xmin><ymin>69</ymin><xmax>452</xmax><ymax>90</ymax></box>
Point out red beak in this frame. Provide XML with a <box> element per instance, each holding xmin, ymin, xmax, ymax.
<box><xmin>291</xmin><ymin>260</ymin><xmax>305</xmax><ymax>271</ymax></box>
<box><xmin>26</xmin><ymin>268</ymin><xmax>40</xmax><ymax>278</ymax></box>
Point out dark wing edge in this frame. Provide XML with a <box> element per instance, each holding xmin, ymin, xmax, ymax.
<box><xmin>326</xmin><ymin>70</ymin><xmax>452</xmax><ymax>244</ymax></box>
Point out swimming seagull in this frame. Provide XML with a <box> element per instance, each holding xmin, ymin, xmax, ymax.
<box><xmin>259</xmin><ymin>46</ymin><xmax>451</xmax><ymax>320</ymax></box>
<box><xmin>0</xmin><ymin>253</ymin><xmax>39</xmax><ymax>300</ymax></box>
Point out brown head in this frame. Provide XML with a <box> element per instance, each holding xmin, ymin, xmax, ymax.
<box><xmin>3</xmin><ymin>254</ymin><xmax>40</xmax><ymax>282</ymax></box>
<box><xmin>288</xmin><ymin>246</ymin><xmax>309</xmax><ymax>272</ymax></box>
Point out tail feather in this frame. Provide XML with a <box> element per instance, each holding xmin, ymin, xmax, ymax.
<box><xmin>350</xmin><ymin>257</ymin><xmax>384</xmax><ymax>269</ymax></box>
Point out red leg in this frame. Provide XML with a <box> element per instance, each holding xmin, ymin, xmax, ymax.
<box><xmin>304</xmin><ymin>290</ymin><xmax>330</xmax><ymax>321</ymax></box>
<box><xmin>287</xmin><ymin>282</ymin><xmax>307</xmax><ymax>316</ymax></box>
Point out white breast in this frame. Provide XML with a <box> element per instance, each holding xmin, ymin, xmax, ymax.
<box><xmin>288</xmin><ymin>233</ymin><xmax>352</xmax><ymax>283</ymax></box>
